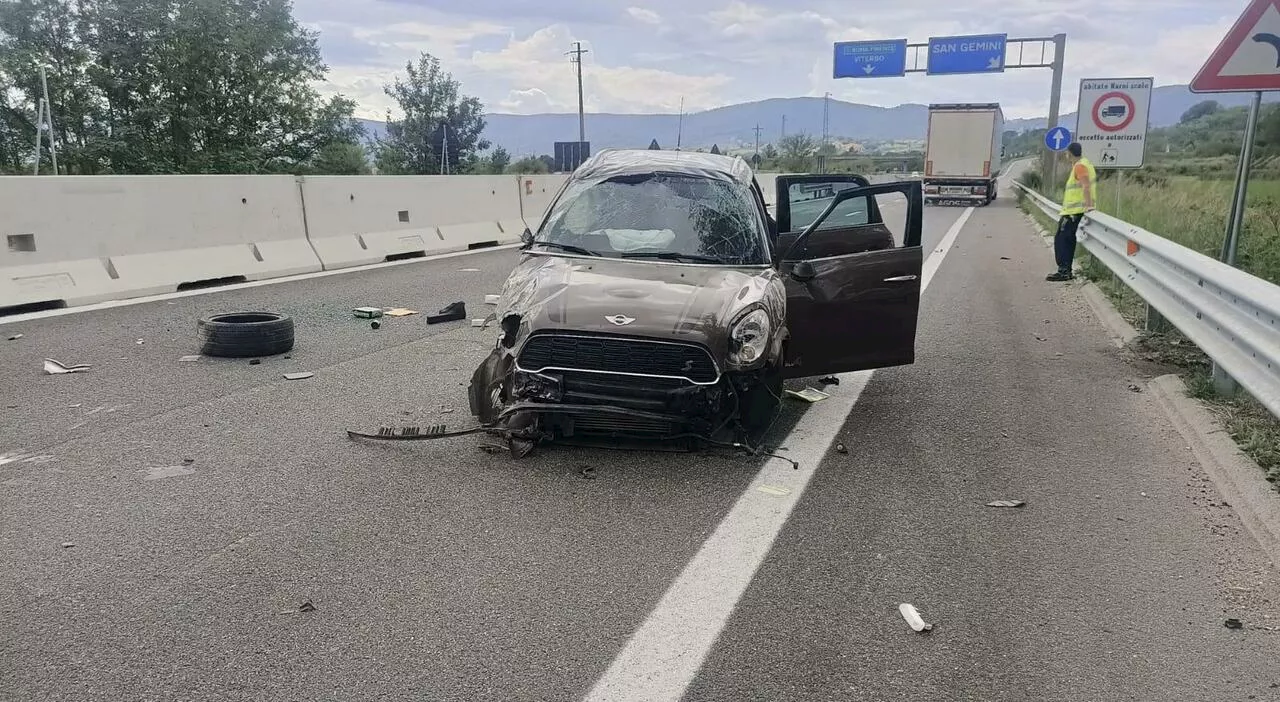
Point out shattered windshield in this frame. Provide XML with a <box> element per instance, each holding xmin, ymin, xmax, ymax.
<box><xmin>534</xmin><ymin>173</ymin><xmax>769</xmax><ymax>265</ymax></box>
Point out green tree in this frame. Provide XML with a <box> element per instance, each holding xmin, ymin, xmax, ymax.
<box><xmin>505</xmin><ymin>155</ymin><xmax>549</xmax><ymax>174</ymax></box>
<box><xmin>778</xmin><ymin>133</ymin><xmax>817</xmax><ymax>171</ymax></box>
<box><xmin>312</xmin><ymin>141</ymin><xmax>370</xmax><ymax>174</ymax></box>
<box><xmin>0</xmin><ymin>0</ymin><xmax>362</xmax><ymax>174</ymax></box>
<box><xmin>150</xmin><ymin>0</ymin><xmax>362</xmax><ymax>172</ymax></box>
<box><xmin>1180</xmin><ymin>100</ymin><xmax>1221</xmax><ymax>124</ymax></box>
<box><xmin>0</xmin><ymin>0</ymin><xmax>99</xmax><ymax>173</ymax></box>
<box><xmin>493</xmin><ymin>145</ymin><xmax>512</xmax><ymax>173</ymax></box>
<box><xmin>0</xmin><ymin>83</ymin><xmax>31</xmax><ymax>172</ymax></box>
<box><xmin>376</xmin><ymin>52</ymin><xmax>489</xmax><ymax>175</ymax></box>
<box><xmin>761</xmin><ymin>143</ymin><xmax>778</xmax><ymax>159</ymax></box>
<box><xmin>479</xmin><ymin>145</ymin><xmax>511</xmax><ymax>174</ymax></box>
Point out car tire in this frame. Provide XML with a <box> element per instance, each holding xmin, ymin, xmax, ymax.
<box><xmin>739</xmin><ymin>365</ymin><xmax>784</xmax><ymax>440</ymax></box>
<box><xmin>197</xmin><ymin>312</ymin><xmax>295</xmax><ymax>358</ymax></box>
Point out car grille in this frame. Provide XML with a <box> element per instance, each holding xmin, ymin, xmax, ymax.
<box><xmin>517</xmin><ymin>333</ymin><xmax>719</xmax><ymax>384</ymax></box>
<box><xmin>570</xmin><ymin>414</ymin><xmax>676</xmax><ymax>437</ymax></box>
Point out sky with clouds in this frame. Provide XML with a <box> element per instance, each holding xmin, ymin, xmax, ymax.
<box><xmin>293</xmin><ymin>0</ymin><xmax>1244</xmax><ymax>120</ymax></box>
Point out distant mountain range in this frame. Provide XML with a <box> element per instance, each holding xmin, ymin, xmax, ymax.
<box><xmin>356</xmin><ymin>84</ymin><xmax>1279</xmax><ymax>155</ymax></box>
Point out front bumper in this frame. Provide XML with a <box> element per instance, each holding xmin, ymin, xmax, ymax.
<box><xmin>505</xmin><ymin>369</ymin><xmax>726</xmax><ymax>437</ymax></box>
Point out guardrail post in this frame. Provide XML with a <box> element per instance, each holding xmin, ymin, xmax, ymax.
<box><xmin>1212</xmin><ymin>363</ymin><xmax>1239</xmax><ymax>397</ymax></box>
<box><xmin>1144</xmin><ymin>303</ymin><xmax>1169</xmax><ymax>333</ymax></box>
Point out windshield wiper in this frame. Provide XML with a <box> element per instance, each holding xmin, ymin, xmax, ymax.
<box><xmin>526</xmin><ymin>240</ymin><xmax>600</xmax><ymax>257</ymax></box>
<box><xmin>620</xmin><ymin>251</ymin><xmax>728</xmax><ymax>264</ymax></box>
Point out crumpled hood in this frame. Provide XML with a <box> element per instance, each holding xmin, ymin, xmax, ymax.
<box><xmin>498</xmin><ymin>253</ymin><xmax>783</xmax><ymax>357</ymax></box>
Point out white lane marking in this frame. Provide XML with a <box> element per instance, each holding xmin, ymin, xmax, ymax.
<box><xmin>582</xmin><ymin>206</ymin><xmax>976</xmax><ymax>702</ymax></box>
<box><xmin>0</xmin><ymin>244</ymin><xmax>521</xmax><ymax>326</ymax></box>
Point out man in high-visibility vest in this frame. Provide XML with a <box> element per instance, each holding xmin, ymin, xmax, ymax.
<box><xmin>1047</xmin><ymin>142</ymin><xmax>1096</xmax><ymax>281</ymax></box>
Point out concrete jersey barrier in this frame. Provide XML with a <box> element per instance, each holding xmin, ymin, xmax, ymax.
<box><xmin>2</xmin><ymin>170</ymin><xmax>820</xmax><ymax>312</ymax></box>
<box><xmin>300</xmin><ymin>175</ymin><xmax>530</xmax><ymax>270</ymax></box>
<box><xmin>0</xmin><ymin>175</ymin><xmax>318</xmax><ymax>308</ymax></box>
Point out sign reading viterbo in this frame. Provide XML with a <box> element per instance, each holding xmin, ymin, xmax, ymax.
<box><xmin>1072</xmin><ymin>77</ymin><xmax>1153</xmax><ymax>169</ymax></box>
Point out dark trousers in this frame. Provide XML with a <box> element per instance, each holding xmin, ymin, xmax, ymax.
<box><xmin>1054</xmin><ymin>214</ymin><xmax>1083</xmax><ymax>274</ymax></box>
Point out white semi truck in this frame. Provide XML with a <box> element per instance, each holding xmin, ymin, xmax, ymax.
<box><xmin>923</xmin><ymin>103</ymin><xmax>1004</xmax><ymax>206</ymax></box>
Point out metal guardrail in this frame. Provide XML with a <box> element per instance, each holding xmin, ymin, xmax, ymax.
<box><xmin>1014</xmin><ymin>182</ymin><xmax>1280</xmax><ymax>418</ymax></box>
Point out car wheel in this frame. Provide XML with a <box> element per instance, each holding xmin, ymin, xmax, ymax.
<box><xmin>739</xmin><ymin>365</ymin><xmax>783</xmax><ymax>440</ymax></box>
<box><xmin>197</xmin><ymin>312</ymin><xmax>295</xmax><ymax>358</ymax></box>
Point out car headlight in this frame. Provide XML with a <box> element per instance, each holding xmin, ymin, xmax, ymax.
<box><xmin>729</xmin><ymin>308</ymin><xmax>771</xmax><ymax>365</ymax></box>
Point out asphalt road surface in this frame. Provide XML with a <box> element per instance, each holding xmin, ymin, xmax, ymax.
<box><xmin>3</xmin><ymin>180</ymin><xmax>1279</xmax><ymax>702</ymax></box>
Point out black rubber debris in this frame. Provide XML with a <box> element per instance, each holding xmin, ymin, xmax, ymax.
<box><xmin>198</xmin><ymin>312</ymin><xmax>294</xmax><ymax>358</ymax></box>
<box><xmin>427</xmin><ymin>301</ymin><xmax>466</xmax><ymax>324</ymax></box>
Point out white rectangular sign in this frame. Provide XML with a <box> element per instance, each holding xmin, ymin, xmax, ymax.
<box><xmin>1073</xmin><ymin>77</ymin><xmax>1153</xmax><ymax>169</ymax></box>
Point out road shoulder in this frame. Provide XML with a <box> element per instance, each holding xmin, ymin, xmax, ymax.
<box><xmin>1016</xmin><ymin>198</ymin><xmax>1280</xmax><ymax>573</ymax></box>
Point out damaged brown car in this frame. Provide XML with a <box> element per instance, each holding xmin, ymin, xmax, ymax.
<box><xmin>468</xmin><ymin>149</ymin><xmax>923</xmax><ymax>455</ymax></box>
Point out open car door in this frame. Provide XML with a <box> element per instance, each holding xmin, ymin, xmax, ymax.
<box><xmin>774</xmin><ymin>175</ymin><xmax>924</xmax><ymax>380</ymax></box>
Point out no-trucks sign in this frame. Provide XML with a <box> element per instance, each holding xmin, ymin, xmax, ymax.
<box><xmin>1073</xmin><ymin>77</ymin><xmax>1153</xmax><ymax>169</ymax></box>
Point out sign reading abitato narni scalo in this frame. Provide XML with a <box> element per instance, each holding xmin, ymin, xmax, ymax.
<box><xmin>1072</xmin><ymin>77</ymin><xmax>1153</xmax><ymax>169</ymax></box>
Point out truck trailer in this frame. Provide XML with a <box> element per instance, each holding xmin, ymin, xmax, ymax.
<box><xmin>923</xmin><ymin>103</ymin><xmax>1004</xmax><ymax>206</ymax></box>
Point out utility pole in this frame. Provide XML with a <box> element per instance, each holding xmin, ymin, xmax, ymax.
<box><xmin>39</xmin><ymin>64</ymin><xmax>57</xmax><ymax>174</ymax></box>
<box><xmin>822</xmin><ymin>92</ymin><xmax>830</xmax><ymax>148</ymax></box>
<box><xmin>31</xmin><ymin>63</ymin><xmax>57</xmax><ymax>175</ymax></box>
<box><xmin>781</xmin><ymin>115</ymin><xmax>786</xmax><ymax>140</ymax></box>
<box><xmin>676</xmin><ymin>97</ymin><xmax>684</xmax><ymax>151</ymax></box>
<box><xmin>752</xmin><ymin>124</ymin><xmax>763</xmax><ymax>156</ymax></box>
<box><xmin>440</xmin><ymin>123</ymin><xmax>449</xmax><ymax>174</ymax></box>
<box><xmin>822</xmin><ymin>92</ymin><xmax>831</xmax><ymax>174</ymax></box>
<box><xmin>1043</xmin><ymin>33</ymin><xmax>1067</xmax><ymax>189</ymax></box>
<box><xmin>566</xmin><ymin>41</ymin><xmax>589</xmax><ymax>143</ymax></box>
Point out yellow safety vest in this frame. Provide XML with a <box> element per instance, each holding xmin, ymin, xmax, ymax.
<box><xmin>1061</xmin><ymin>156</ymin><xmax>1097</xmax><ymax>216</ymax></box>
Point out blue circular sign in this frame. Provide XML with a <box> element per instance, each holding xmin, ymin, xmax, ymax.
<box><xmin>1045</xmin><ymin>126</ymin><xmax>1072</xmax><ymax>151</ymax></box>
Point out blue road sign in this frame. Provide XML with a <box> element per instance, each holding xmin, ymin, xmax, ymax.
<box><xmin>833</xmin><ymin>39</ymin><xmax>908</xmax><ymax>79</ymax></box>
<box><xmin>1045</xmin><ymin>126</ymin><xmax>1072</xmax><ymax>151</ymax></box>
<box><xmin>926</xmin><ymin>33</ymin><xmax>1008</xmax><ymax>75</ymax></box>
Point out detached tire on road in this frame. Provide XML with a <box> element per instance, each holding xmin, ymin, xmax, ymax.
<box><xmin>197</xmin><ymin>312</ymin><xmax>295</xmax><ymax>358</ymax></box>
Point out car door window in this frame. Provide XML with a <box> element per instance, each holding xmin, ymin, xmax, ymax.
<box><xmin>870</xmin><ymin>190</ymin><xmax>910</xmax><ymax>247</ymax></box>
<box><xmin>787</xmin><ymin>183</ymin><xmax>870</xmax><ymax>231</ymax></box>
<box><xmin>778</xmin><ymin>179</ymin><xmax>893</xmax><ymax>260</ymax></box>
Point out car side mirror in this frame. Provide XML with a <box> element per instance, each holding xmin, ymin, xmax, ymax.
<box><xmin>520</xmin><ymin>227</ymin><xmax>534</xmax><ymax>246</ymax></box>
<box><xmin>791</xmin><ymin>260</ymin><xmax>816</xmax><ymax>282</ymax></box>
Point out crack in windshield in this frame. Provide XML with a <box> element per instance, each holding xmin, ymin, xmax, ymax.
<box><xmin>535</xmin><ymin>173</ymin><xmax>768</xmax><ymax>265</ymax></box>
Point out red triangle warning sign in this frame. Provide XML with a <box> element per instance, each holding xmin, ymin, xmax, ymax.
<box><xmin>1191</xmin><ymin>0</ymin><xmax>1280</xmax><ymax>92</ymax></box>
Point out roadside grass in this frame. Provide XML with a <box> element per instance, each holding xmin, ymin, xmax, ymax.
<box><xmin>1014</xmin><ymin>167</ymin><xmax>1280</xmax><ymax>486</ymax></box>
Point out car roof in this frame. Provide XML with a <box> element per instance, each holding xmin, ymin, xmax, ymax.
<box><xmin>571</xmin><ymin>149</ymin><xmax>756</xmax><ymax>188</ymax></box>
